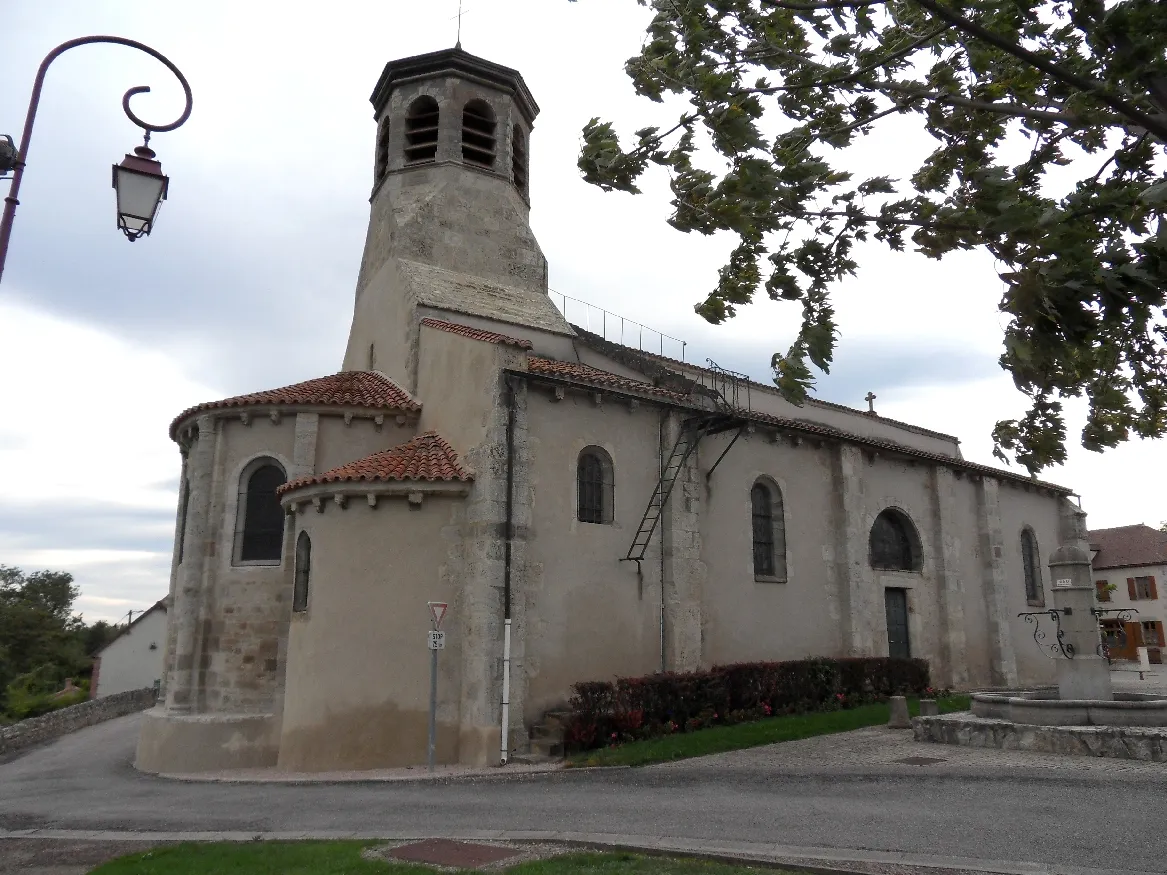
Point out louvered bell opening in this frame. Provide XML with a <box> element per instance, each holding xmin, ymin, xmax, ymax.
<box><xmin>462</xmin><ymin>100</ymin><xmax>496</xmax><ymax>168</ymax></box>
<box><xmin>512</xmin><ymin>124</ymin><xmax>527</xmax><ymax>192</ymax></box>
<box><xmin>404</xmin><ymin>97</ymin><xmax>439</xmax><ymax>165</ymax></box>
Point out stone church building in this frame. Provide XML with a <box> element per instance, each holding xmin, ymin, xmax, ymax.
<box><xmin>136</xmin><ymin>47</ymin><xmax>1081</xmax><ymax>773</ymax></box>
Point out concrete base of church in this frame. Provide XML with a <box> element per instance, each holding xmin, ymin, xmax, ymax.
<box><xmin>135</xmin><ymin>709</ymin><xmax>280</xmax><ymax>773</ymax></box>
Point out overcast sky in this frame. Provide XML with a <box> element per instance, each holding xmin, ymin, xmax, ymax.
<box><xmin>1</xmin><ymin>2</ymin><xmax>1161</xmax><ymax>622</ymax></box>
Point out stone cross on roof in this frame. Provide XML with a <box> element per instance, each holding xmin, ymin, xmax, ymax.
<box><xmin>865</xmin><ymin>391</ymin><xmax>877</xmax><ymax>414</ymax></box>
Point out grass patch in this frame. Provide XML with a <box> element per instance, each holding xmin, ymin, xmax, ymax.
<box><xmin>567</xmin><ymin>695</ymin><xmax>971</xmax><ymax>768</ymax></box>
<box><xmin>92</xmin><ymin>846</ymin><xmax>810</xmax><ymax>875</ymax></box>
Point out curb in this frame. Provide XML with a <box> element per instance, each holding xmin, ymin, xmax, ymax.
<box><xmin>0</xmin><ymin>829</ymin><xmax>1148</xmax><ymax>875</ymax></box>
<box><xmin>147</xmin><ymin>764</ymin><xmax>630</xmax><ymax>785</ymax></box>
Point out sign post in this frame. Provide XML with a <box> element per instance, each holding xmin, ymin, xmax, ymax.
<box><xmin>426</xmin><ymin>601</ymin><xmax>448</xmax><ymax>773</ymax></box>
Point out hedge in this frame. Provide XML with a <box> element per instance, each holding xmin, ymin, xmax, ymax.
<box><xmin>564</xmin><ymin>656</ymin><xmax>932</xmax><ymax>752</ymax></box>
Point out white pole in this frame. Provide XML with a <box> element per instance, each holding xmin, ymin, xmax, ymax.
<box><xmin>500</xmin><ymin>618</ymin><xmax>512</xmax><ymax>764</ymax></box>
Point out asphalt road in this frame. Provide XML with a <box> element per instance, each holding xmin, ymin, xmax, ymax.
<box><xmin>1</xmin><ymin>714</ymin><xmax>1164</xmax><ymax>873</ymax></box>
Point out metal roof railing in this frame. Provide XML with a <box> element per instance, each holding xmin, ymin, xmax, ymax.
<box><xmin>550</xmin><ymin>289</ymin><xmax>688</xmax><ymax>362</ymax></box>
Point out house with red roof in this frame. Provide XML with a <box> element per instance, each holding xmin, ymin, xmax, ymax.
<box><xmin>136</xmin><ymin>46</ymin><xmax>1092</xmax><ymax>775</ymax></box>
<box><xmin>1088</xmin><ymin>525</ymin><xmax>1167</xmax><ymax>663</ymax></box>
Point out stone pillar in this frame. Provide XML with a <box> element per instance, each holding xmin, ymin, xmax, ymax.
<box><xmin>661</xmin><ymin>412</ymin><xmax>704</xmax><ymax>671</ymax></box>
<box><xmin>290</xmin><ymin>413</ymin><xmax>319</xmax><ymax>480</ymax></box>
<box><xmin>975</xmin><ymin>477</ymin><xmax>1018</xmax><ymax>686</ymax></box>
<box><xmin>931</xmin><ymin>467</ymin><xmax>968</xmax><ymax>686</ymax></box>
<box><xmin>1048</xmin><ymin>506</ymin><xmax>1111</xmax><ymax>700</ymax></box>
<box><xmin>834</xmin><ymin>445</ymin><xmax>873</xmax><ymax>656</ymax></box>
<box><xmin>166</xmin><ymin>415</ymin><xmax>218</xmax><ymax>713</ymax></box>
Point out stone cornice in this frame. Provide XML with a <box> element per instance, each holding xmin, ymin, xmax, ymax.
<box><xmin>281</xmin><ymin>479</ymin><xmax>471</xmax><ymax>512</ymax></box>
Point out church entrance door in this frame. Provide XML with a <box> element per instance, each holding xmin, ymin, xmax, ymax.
<box><xmin>885</xmin><ymin>588</ymin><xmax>910</xmax><ymax>658</ymax></box>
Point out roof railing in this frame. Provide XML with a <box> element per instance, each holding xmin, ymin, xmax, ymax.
<box><xmin>549</xmin><ymin>289</ymin><xmax>688</xmax><ymax>362</ymax></box>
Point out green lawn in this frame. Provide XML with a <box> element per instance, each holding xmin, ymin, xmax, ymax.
<box><xmin>92</xmin><ymin>845</ymin><xmax>809</xmax><ymax>875</ymax></box>
<box><xmin>566</xmin><ymin>695</ymin><xmax>971</xmax><ymax>768</ymax></box>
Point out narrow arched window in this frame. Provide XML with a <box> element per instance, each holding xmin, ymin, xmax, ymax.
<box><xmin>293</xmin><ymin>531</ymin><xmax>311</xmax><ymax>612</ymax></box>
<box><xmin>462</xmin><ymin>99</ymin><xmax>496</xmax><ymax>167</ymax></box>
<box><xmin>404</xmin><ymin>96</ymin><xmax>439</xmax><ymax>164</ymax></box>
<box><xmin>235</xmin><ymin>460</ymin><xmax>287</xmax><ymax>563</ymax></box>
<box><xmin>176</xmin><ymin>477</ymin><xmax>191</xmax><ymax>564</ymax></box>
<box><xmin>870</xmin><ymin>509</ymin><xmax>919</xmax><ymax>571</ymax></box>
<box><xmin>751</xmin><ymin>479</ymin><xmax>787</xmax><ymax>580</ymax></box>
<box><xmin>374</xmin><ymin>119</ymin><xmax>391</xmax><ymax>179</ymax></box>
<box><xmin>1021</xmin><ymin>528</ymin><xmax>1043</xmax><ymax>606</ymax></box>
<box><xmin>512</xmin><ymin>124</ymin><xmax>527</xmax><ymax>192</ymax></box>
<box><xmin>577</xmin><ymin>447</ymin><xmax>613</xmax><ymax>524</ymax></box>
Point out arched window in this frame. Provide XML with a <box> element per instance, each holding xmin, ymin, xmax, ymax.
<box><xmin>751</xmin><ymin>479</ymin><xmax>787</xmax><ymax>580</ymax></box>
<box><xmin>512</xmin><ymin>124</ymin><xmax>527</xmax><ymax>192</ymax></box>
<box><xmin>235</xmin><ymin>460</ymin><xmax>287</xmax><ymax>564</ymax></box>
<box><xmin>404</xmin><ymin>96</ymin><xmax>440</xmax><ymax>164</ymax></box>
<box><xmin>870</xmin><ymin>509</ymin><xmax>920</xmax><ymax>571</ymax></box>
<box><xmin>577</xmin><ymin>447</ymin><xmax>613</xmax><ymax>524</ymax></box>
<box><xmin>176</xmin><ymin>477</ymin><xmax>191</xmax><ymax>564</ymax></box>
<box><xmin>1021</xmin><ymin>528</ymin><xmax>1043</xmax><ymax>606</ymax></box>
<box><xmin>293</xmin><ymin>531</ymin><xmax>311</xmax><ymax>612</ymax></box>
<box><xmin>374</xmin><ymin>119</ymin><xmax>391</xmax><ymax>179</ymax></box>
<box><xmin>461</xmin><ymin>99</ymin><xmax>496</xmax><ymax>167</ymax></box>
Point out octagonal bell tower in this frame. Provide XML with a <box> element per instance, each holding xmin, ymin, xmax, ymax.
<box><xmin>343</xmin><ymin>47</ymin><xmax>567</xmax><ymax>389</ymax></box>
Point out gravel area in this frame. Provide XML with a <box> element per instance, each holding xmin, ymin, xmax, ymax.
<box><xmin>0</xmin><ymin>838</ymin><xmax>166</xmax><ymax>874</ymax></box>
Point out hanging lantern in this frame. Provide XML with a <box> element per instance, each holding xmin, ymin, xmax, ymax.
<box><xmin>111</xmin><ymin>143</ymin><xmax>169</xmax><ymax>241</ymax></box>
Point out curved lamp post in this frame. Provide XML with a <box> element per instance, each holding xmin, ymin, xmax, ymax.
<box><xmin>0</xmin><ymin>36</ymin><xmax>193</xmax><ymax>285</ymax></box>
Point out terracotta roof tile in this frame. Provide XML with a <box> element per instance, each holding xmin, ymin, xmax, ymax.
<box><xmin>171</xmin><ymin>371</ymin><xmax>420</xmax><ymax>438</ymax></box>
<box><xmin>279</xmin><ymin>431</ymin><xmax>473</xmax><ymax>494</ymax></box>
<box><xmin>1088</xmin><ymin>525</ymin><xmax>1167</xmax><ymax>570</ymax></box>
<box><xmin>527</xmin><ymin>356</ymin><xmax>689</xmax><ymax>402</ymax></box>
<box><xmin>421</xmin><ymin>318</ymin><xmax>533</xmax><ymax>349</ymax></box>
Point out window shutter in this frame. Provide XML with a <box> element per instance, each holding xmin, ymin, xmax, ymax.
<box><xmin>1155</xmin><ymin>621</ymin><xmax>1165</xmax><ymax>648</ymax></box>
<box><xmin>1127</xmin><ymin>577</ymin><xmax>1137</xmax><ymax>600</ymax></box>
<box><xmin>1150</xmin><ymin>575</ymin><xmax>1158</xmax><ymax>600</ymax></box>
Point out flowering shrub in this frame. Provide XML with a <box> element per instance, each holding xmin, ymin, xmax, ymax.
<box><xmin>563</xmin><ymin>656</ymin><xmax>930</xmax><ymax>753</ymax></box>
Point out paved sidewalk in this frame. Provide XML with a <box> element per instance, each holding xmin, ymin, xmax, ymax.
<box><xmin>1</xmin><ymin>829</ymin><xmax>1155</xmax><ymax>875</ymax></box>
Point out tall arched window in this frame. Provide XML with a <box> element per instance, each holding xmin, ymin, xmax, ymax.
<box><xmin>577</xmin><ymin>447</ymin><xmax>613</xmax><ymax>524</ymax></box>
<box><xmin>870</xmin><ymin>509</ymin><xmax>920</xmax><ymax>571</ymax></box>
<box><xmin>176</xmin><ymin>477</ymin><xmax>191</xmax><ymax>564</ymax></box>
<box><xmin>1021</xmin><ymin>528</ymin><xmax>1043</xmax><ymax>606</ymax></box>
<box><xmin>235</xmin><ymin>460</ymin><xmax>287</xmax><ymax>564</ymax></box>
<box><xmin>512</xmin><ymin>124</ymin><xmax>527</xmax><ymax>192</ymax></box>
<box><xmin>293</xmin><ymin>531</ymin><xmax>311</xmax><ymax>612</ymax></box>
<box><xmin>751</xmin><ymin>479</ymin><xmax>787</xmax><ymax>580</ymax></box>
<box><xmin>461</xmin><ymin>99</ymin><xmax>496</xmax><ymax>167</ymax></box>
<box><xmin>404</xmin><ymin>96</ymin><xmax>440</xmax><ymax>164</ymax></box>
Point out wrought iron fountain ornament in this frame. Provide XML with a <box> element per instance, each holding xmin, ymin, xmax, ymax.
<box><xmin>1018</xmin><ymin>606</ymin><xmax>1141</xmax><ymax>661</ymax></box>
<box><xmin>0</xmin><ymin>36</ymin><xmax>194</xmax><ymax>284</ymax></box>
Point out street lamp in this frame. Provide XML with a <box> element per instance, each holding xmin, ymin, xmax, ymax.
<box><xmin>0</xmin><ymin>36</ymin><xmax>193</xmax><ymax>283</ymax></box>
<box><xmin>112</xmin><ymin>137</ymin><xmax>169</xmax><ymax>242</ymax></box>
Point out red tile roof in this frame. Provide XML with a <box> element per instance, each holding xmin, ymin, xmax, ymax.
<box><xmin>1088</xmin><ymin>525</ymin><xmax>1167</xmax><ymax>570</ymax></box>
<box><xmin>421</xmin><ymin>318</ymin><xmax>533</xmax><ymax>349</ymax></box>
<box><xmin>171</xmin><ymin>371</ymin><xmax>420</xmax><ymax>438</ymax></box>
<box><xmin>527</xmin><ymin>356</ymin><xmax>689</xmax><ymax>401</ymax></box>
<box><xmin>279</xmin><ymin>431</ymin><xmax>473</xmax><ymax>494</ymax></box>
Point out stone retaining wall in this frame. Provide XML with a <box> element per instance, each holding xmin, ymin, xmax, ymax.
<box><xmin>913</xmin><ymin>712</ymin><xmax>1167</xmax><ymax>761</ymax></box>
<box><xmin>0</xmin><ymin>688</ymin><xmax>155</xmax><ymax>757</ymax></box>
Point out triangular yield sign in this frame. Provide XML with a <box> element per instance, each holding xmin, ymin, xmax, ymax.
<box><xmin>428</xmin><ymin>601</ymin><xmax>448</xmax><ymax>629</ymax></box>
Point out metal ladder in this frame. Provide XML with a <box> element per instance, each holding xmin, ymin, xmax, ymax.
<box><xmin>624</xmin><ymin>413</ymin><xmax>741</xmax><ymax>563</ymax></box>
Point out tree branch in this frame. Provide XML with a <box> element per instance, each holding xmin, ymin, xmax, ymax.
<box><xmin>759</xmin><ymin>0</ymin><xmax>885</xmax><ymax>9</ymax></box>
<box><xmin>909</xmin><ymin>0</ymin><xmax>1167</xmax><ymax>140</ymax></box>
<box><xmin>874</xmin><ymin>81</ymin><xmax>1111</xmax><ymax>126</ymax></box>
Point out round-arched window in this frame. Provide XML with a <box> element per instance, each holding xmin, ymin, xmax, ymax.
<box><xmin>869</xmin><ymin>509</ymin><xmax>920</xmax><ymax>571</ymax></box>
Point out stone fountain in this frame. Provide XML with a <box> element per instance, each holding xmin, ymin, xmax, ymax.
<box><xmin>914</xmin><ymin>509</ymin><xmax>1167</xmax><ymax>761</ymax></box>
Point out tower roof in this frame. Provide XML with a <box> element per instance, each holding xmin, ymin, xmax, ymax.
<box><xmin>370</xmin><ymin>46</ymin><xmax>539</xmax><ymax>124</ymax></box>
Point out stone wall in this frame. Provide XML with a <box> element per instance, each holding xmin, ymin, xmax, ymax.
<box><xmin>0</xmin><ymin>688</ymin><xmax>156</xmax><ymax>757</ymax></box>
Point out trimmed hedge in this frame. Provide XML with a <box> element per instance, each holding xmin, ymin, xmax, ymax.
<box><xmin>564</xmin><ymin>656</ymin><xmax>931</xmax><ymax>752</ymax></box>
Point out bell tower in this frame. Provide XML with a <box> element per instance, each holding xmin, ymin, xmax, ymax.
<box><xmin>342</xmin><ymin>47</ymin><xmax>567</xmax><ymax>387</ymax></box>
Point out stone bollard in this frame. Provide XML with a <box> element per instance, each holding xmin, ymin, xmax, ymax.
<box><xmin>888</xmin><ymin>695</ymin><xmax>911</xmax><ymax>728</ymax></box>
<box><xmin>919</xmin><ymin>699</ymin><xmax>939</xmax><ymax>717</ymax></box>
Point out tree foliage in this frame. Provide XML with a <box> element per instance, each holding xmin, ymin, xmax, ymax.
<box><xmin>0</xmin><ymin>565</ymin><xmax>103</xmax><ymax>718</ymax></box>
<box><xmin>574</xmin><ymin>0</ymin><xmax>1167</xmax><ymax>472</ymax></box>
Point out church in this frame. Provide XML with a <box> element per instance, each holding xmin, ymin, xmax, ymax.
<box><xmin>135</xmin><ymin>46</ymin><xmax>1081</xmax><ymax>774</ymax></box>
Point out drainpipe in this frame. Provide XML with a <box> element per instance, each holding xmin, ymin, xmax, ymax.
<box><xmin>500</xmin><ymin>376</ymin><xmax>517</xmax><ymax>765</ymax></box>
<box><xmin>659</xmin><ymin>410</ymin><xmax>667</xmax><ymax>674</ymax></box>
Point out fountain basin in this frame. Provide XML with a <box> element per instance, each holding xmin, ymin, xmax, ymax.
<box><xmin>971</xmin><ymin>689</ymin><xmax>1167</xmax><ymax>727</ymax></box>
